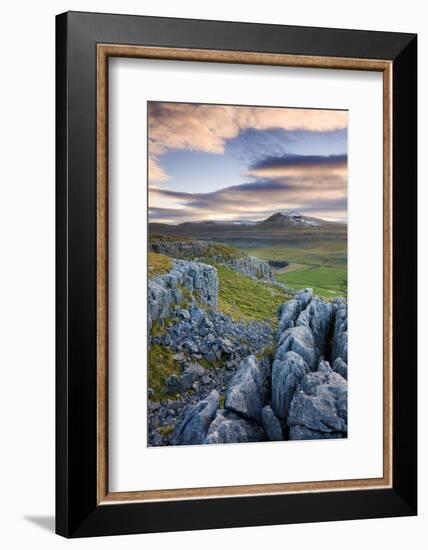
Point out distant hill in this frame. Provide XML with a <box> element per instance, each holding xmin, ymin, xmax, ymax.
<box><xmin>149</xmin><ymin>211</ymin><xmax>346</xmax><ymax>248</ymax></box>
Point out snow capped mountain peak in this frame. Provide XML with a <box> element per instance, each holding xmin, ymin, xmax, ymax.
<box><xmin>260</xmin><ymin>211</ymin><xmax>321</xmax><ymax>227</ymax></box>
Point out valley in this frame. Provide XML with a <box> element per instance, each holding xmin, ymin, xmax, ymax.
<box><xmin>149</xmin><ymin>210</ymin><xmax>347</xmax><ymax>298</ymax></box>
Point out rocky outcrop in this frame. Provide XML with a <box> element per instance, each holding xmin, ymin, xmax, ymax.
<box><xmin>153</xmin><ymin>284</ymin><xmax>348</xmax><ymax>446</ymax></box>
<box><xmin>276</xmin><ymin>325</ymin><xmax>317</xmax><ymax>371</ymax></box>
<box><xmin>148</xmin><ymin>259</ymin><xmax>274</xmax><ymax>447</ymax></box>
<box><xmin>150</xmin><ymin>239</ymin><xmax>211</xmax><ymax>259</ymax></box>
<box><xmin>171</xmin><ymin>390</ymin><xmax>219</xmax><ymax>445</ymax></box>
<box><xmin>149</xmin><ymin>238</ymin><xmax>275</xmax><ymax>282</ymax></box>
<box><xmin>296</xmin><ymin>298</ymin><xmax>333</xmax><ymax>359</ymax></box>
<box><xmin>225</xmin><ymin>355</ymin><xmax>270</xmax><ymax>423</ymax></box>
<box><xmin>272</xmin><ymin>289</ymin><xmax>348</xmax><ymax>441</ymax></box>
<box><xmin>204</xmin><ymin>409</ymin><xmax>266</xmax><ymax>444</ymax></box>
<box><xmin>151</xmin><ymin>301</ymin><xmax>274</xmax><ymax>369</ymax></box>
<box><xmin>148</xmin><ymin>259</ymin><xmax>218</xmax><ymax>329</ymax></box>
<box><xmin>226</xmin><ymin>256</ymin><xmax>275</xmax><ymax>282</ymax></box>
<box><xmin>271</xmin><ymin>351</ymin><xmax>309</xmax><ymax>423</ymax></box>
<box><xmin>287</xmin><ymin>362</ymin><xmax>348</xmax><ymax>439</ymax></box>
<box><xmin>278</xmin><ymin>299</ymin><xmax>301</xmax><ymax>332</ymax></box>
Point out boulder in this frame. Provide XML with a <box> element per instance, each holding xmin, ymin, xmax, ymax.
<box><xmin>271</xmin><ymin>351</ymin><xmax>310</xmax><ymax>422</ymax></box>
<box><xmin>296</xmin><ymin>299</ymin><xmax>333</xmax><ymax>358</ymax></box>
<box><xmin>261</xmin><ymin>405</ymin><xmax>284</xmax><ymax>441</ymax></box>
<box><xmin>204</xmin><ymin>409</ymin><xmax>266</xmax><ymax>444</ymax></box>
<box><xmin>276</xmin><ymin>325</ymin><xmax>317</xmax><ymax>371</ymax></box>
<box><xmin>287</xmin><ymin>366</ymin><xmax>348</xmax><ymax>439</ymax></box>
<box><xmin>225</xmin><ymin>355</ymin><xmax>269</xmax><ymax>422</ymax></box>
<box><xmin>172</xmin><ymin>390</ymin><xmax>219</xmax><ymax>445</ymax></box>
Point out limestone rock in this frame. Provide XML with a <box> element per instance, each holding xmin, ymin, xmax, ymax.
<box><xmin>149</xmin><ymin>238</ymin><xmax>275</xmax><ymax>282</ymax></box>
<box><xmin>261</xmin><ymin>405</ymin><xmax>283</xmax><ymax>441</ymax></box>
<box><xmin>225</xmin><ymin>355</ymin><xmax>269</xmax><ymax>422</ymax></box>
<box><xmin>296</xmin><ymin>299</ymin><xmax>333</xmax><ymax>359</ymax></box>
<box><xmin>271</xmin><ymin>351</ymin><xmax>310</xmax><ymax>422</ymax></box>
<box><xmin>287</xmin><ymin>367</ymin><xmax>348</xmax><ymax>439</ymax></box>
<box><xmin>204</xmin><ymin>409</ymin><xmax>266</xmax><ymax>444</ymax></box>
<box><xmin>294</xmin><ymin>288</ymin><xmax>313</xmax><ymax>309</ymax></box>
<box><xmin>278</xmin><ymin>299</ymin><xmax>301</xmax><ymax>333</ymax></box>
<box><xmin>333</xmin><ymin>357</ymin><xmax>348</xmax><ymax>380</ymax></box>
<box><xmin>332</xmin><ymin>299</ymin><xmax>348</xmax><ymax>363</ymax></box>
<box><xmin>172</xmin><ymin>390</ymin><xmax>219</xmax><ymax>445</ymax></box>
<box><xmin>276</xmin><ymin>325</ymin><xmax>317</xmax><ymax>371</ymax></box>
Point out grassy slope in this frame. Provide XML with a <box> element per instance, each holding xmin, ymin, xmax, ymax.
<box><xmin>147</xmin><ymin>250</ymin><xmax>287</xmax><ymax>401</ymax></box>
<box><xmin>214</xmin><ymin>263</ymin><xmax>287</xmax><ymax>324</ymax></box>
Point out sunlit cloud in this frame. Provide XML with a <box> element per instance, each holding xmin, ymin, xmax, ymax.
<box><xmin>149</xmin><ymin>172</ymin><xmax>347</xmax><ymax>225</ymax></box>
<box><xmin>148</xmin><ymin>102</ymin><xmax>348</xmax><ymax>183</ymax></box>
<box><xmin>247</xmin><ymin>154</ymin><xmax>347</xmax><ymax>179</ymax></box>
<box><xmin>148</xmin><ymin>157</ymin><xmax>169</xmax><ymax>182</ymax></box>
<box><xmin>148</xmin><ymin>103</ymin><xmax>348</xmax><ymax>223</ymax></box>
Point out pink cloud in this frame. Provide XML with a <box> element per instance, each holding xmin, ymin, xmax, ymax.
<box><xmin>148</xmin><ymin>102</ymin><xmax>348</xmax><ymax>183</ymax></box>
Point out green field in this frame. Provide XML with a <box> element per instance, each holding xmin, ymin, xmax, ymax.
<box><xmin>246</xmin><ymin>239</ymin><xmax>347</xmax><ymax>298</ymax></box>
<box><xmin>247</xmin><ymin>240</ymin><xmax>347</xmax><ymax>268</ymax></box>
<box><xmin>276</xmin><ymin>265</ymin><xmax>347</xmax><ymax>298</ymax></box>
<box><xmin>213</xmin><ymin>264</ymin><xmax>288</xmax><ymax>324</ymax></box>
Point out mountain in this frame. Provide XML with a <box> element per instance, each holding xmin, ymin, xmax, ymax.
<box><xmin>149</xmin><ymin>210</ymin><xmax>346</xmax><ymax>248</ymax></box>
<box><xmin>151</xmin><ymin>210</ymin><xmax>336</xmax><ymax>233</ymax></box>
<box><xmin>258</xmin><ymin>210</ymin><xmax>322</xmax><ymax>228</ymax></box>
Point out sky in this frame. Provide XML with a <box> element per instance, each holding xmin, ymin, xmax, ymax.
<box><xmin>148</xmin><ymin>102</ymin><xmax>348</xmax><ymax>224</ymax></box>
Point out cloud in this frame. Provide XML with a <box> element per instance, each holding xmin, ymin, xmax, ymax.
<box><xmin>247</xmin><ymin>154</ymin><xmax>347</xmax><ymax>178</ymax></box>
<box><xmin>148</xmin><ymin>102</ymin><xmax>347</xmax><ymax>182</ymax></box>
<box><xmin>149</xmin><ymin>169</ymin><xmax>347</xmax><ymax>224</ymax></box>
<box><xmin>148</xmin><ymin>157</ymin><xmax>169</xmax><ymax>181</ymax></box>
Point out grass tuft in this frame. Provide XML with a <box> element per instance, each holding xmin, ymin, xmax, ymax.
<box><xmin>201</xmin><ymin>243</ymin><xmax>244</xmax><ymax>260</ymax></box>
<box><xmin>148</xmin><ymin>252</ymin><xmax>172</xmax><ymax>278</ymax></box>
<box><xmin>158</xmin><ymin>424</ymin><xmax>175</xmax><ymax>436</ymax></box>
<box><xmin>148</xmin><ymin>344</ymin><xmax>181</xmax><ymax>401</ymax></box>
<box><xmin>256</xmin><ymin>341</ymin><xmax>277</xmax><ymax>360</ymax></box>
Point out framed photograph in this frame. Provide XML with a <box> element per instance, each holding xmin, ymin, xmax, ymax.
<box><xmin>56</xmin><ymin>11</ymin><xmax>417</xmax><ymax>537</ymax></box>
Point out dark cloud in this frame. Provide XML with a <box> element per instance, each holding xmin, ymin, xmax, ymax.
<box><xmin>250</xmin><ymin>153</ymin><xmax>347</xmax><ymax>170</ymax></box>
<box><xmin>150</xmin><ymin>172</ymin><xmax>347</xmax><ymax>224</ymax></box>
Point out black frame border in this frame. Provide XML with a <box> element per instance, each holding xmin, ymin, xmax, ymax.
<box><xmin>56</xmin><ymin>11</ymin><xmax>417</xmax><ymax>538</ymax></box>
